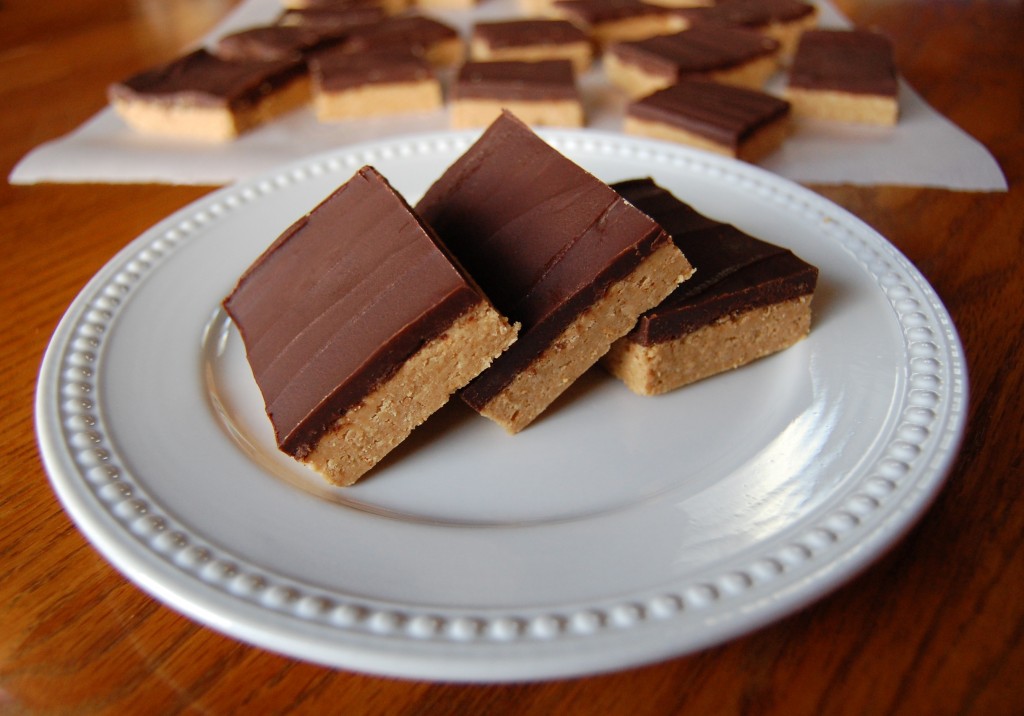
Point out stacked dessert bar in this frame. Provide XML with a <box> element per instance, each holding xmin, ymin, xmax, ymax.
<box><xmin>224</xmin><ymin>112</ymin><xmax>817</xmax><ymax>485</ymax></box>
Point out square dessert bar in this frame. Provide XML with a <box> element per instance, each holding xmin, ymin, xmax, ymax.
<box><xmin>416</xmin><ymin>112</ymin><xmax>693</xmax><ymax>433</ymax></box>
<box><xmin>470</xmin><ymin>19</ymin><xmax>594</xmax><ymax>74</ymax></box>
<box><xmin>606</xmin><ymin>24</ymin><xmax>782</xmax><ymax>99</ymax></box>
<box><xmin>223</xmin><ymin>166</ymin><xmax>517</xmax><ymax>485</ymax></box>
<box><xmin>550</xmin><ymin>0</ymin><xmax>690</xmax><ymax>46</ymax></box>
<box><xmin>681</xmin><ymin>0</ymin><xmax>818</xmax><ymax>60</ymax></box>
<box><xmin>310</xmin><ymin>48</ymin><xmax>442</xmax><ymax>121</ymax></box>
<box><xmin>786</xmin><ymin>29</ymin><xmax>900</xmax><ymax>125</ymax></box>
<box><xmin>602</xmin><ymin>178</ymin><xmax>818</xmax><ymax>395</ymax></box>
<box><xmin>450</xmin><ymin>60</ymin><xmax>584</xmax><ymax>129</ymax></box>
<box><xmin>108</xmin><ymin>49</ymin><xmax>310</xmax><ymax>141</ymax></box>
<box><xmin>625</xmin><ymin>79</ymin><xmax>792</xmax><ymax>162</ymax></box>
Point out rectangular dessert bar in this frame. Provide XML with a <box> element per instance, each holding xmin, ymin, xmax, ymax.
<box><xmin>602</xmin><ymin>178</ymin><xmax>818</xmax><ymax>395</ymax></box>
<box><xmin>605</xmin><ymin>25</ymin><xmax>782</xmax><ymax>99</ymax></box>
<box><xmin>310</xmin><ymin>48</ymin><xmax>442</xmax><ymax>121</ymax></box>
<box><xmin>416</xmin><ymin>112</ymin><xmax>692</xmax><ymax>433</ymax></box>
<box><xmin>223</xmin><ymin>166</ymin><xmax>517</xmax><ymax>485</ymax></box>
<box><xmin>550</xmin><ymin>0</ymin><xmax>690</xmax><ymax>46</ymax></box>
<box><xmin>450</xmin><ymin>60</ymin><xmax>584</xmax><ymax>129</ymax></box>
<box><xmin>108</xmin><ymin>49</ymin><xmax>310</xmax><ymax>141</ymax></box>
<box><xmin>470</xmin><ymin>19</ymin><xmax>594</xmax><ymax>74</ymax></box>
<box><xmin>785</xmin><ymin>29</ymin><xmax>900</xmax><ymax>125</ymax></box>
<box><xmin>680</xmin><ymin>0</ymin><xmax>818</xmax><ymax>60</ymax></box>
<box><xmin>625</xmin><ymin>78</ymin><xmax>792</xmax><ymax>162</ymax></box>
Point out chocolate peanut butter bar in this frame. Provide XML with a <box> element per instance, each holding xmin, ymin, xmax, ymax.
<box><xmin>223</xmin><ymin>166</ymin><xmax>517</xmax><ymax>485</ymax></box>
<box><xmin>605</xmin><ymin>25</ymin><xmax>781</xmax><ymax>99</ymax></box>
<box><xmin>470</xmin><ymin>19</ymin><xmax>594</xmax><ymax>73</ymax></box>
<box><xmin>108</xmin><ymin>49</ymin><xmax>309</xmax><ymax>141</ymax></box>
<box><xmin>681</xmin><ymin>0</ymin><xmax>818</xmax><ymax>59</ymax></box>
<box><xmin>603</xmin><ymin>178</ymin><xmax>818</xmax><ymax>394</ymax></box>
<box><xmin>310</xmin><ymin>48</ymin><xmax>442</xmax><ymax>121</ymax></box>
<box><xmin>785</xmin><ymin>29</ymin><xmax>899</xmax><ymax>125</ymax></box>
<box><xmin>450</xmin><ymin>60</ymin><xmax>584</xmax><ymax>128</ymax></box>
<box><xmin>550</xmin><ymin>0</ymin><xmax>690</xmax><ymax>46</ymax></box>
<box><xmin>416</xmin><ymin>112</ymin><xmax>692</xmax><ymax>433</ymax></box>
<box><xmin>625</xmin><ymin>79</ymin><xmax>792</xmax><ymax>162</ymax></box>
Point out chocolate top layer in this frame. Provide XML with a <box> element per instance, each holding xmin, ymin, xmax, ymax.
<box><xmin>339</xmin><ymin>16</ymin><xmax>459</xmax><ymax>54</ymax></box>
<box><xmin>682</xmin><ymin>0</ymin><xmax>816</xmax><ymax>28</ymax></box>
<box><xmin>415</xmin><ymin>112</ymin><xmax>673</xmax><ymax>408</ymax></box>
<box><xmin>613</xmin><ymin>178</ymin><xmax>817</xmax><ymax>344</ymax></box>
<box><xmin>215</xmin><ymin>25</ymin><xmax>344</xmax><ymax>61</ymax></box>
<box><xmin>553</xmin><ymin>0</ymin><xmax>678</xmax><ymax>25</ymax></box>
<box><xmin>223</xmin><ymin>166</ymin><xmax>482</xmax><ymax>457</ymax></box>
<box><xmin>788</xmin><ymin>29</ymin><xmax>898</xmax><ymax>96</ymax></box>
<box><xmin>628</xmin><ymin>79</ymin><xmax>790</xmax><ymax>147</ymax></box>
<box><xmin>610</xmin><ymin>25</ymin><xmax>779</xmax><ymax>79</ymax></box>
<box><xmin>473</xmin><ymin>19</ymin><xmax>590</xmax><ymax>49</ymax></box>
<box><xmin>311</xmin><ymin>48</ymin><xmax>434</xmax><ymax>91</ymax></box>
<box><xmin>453</xmin><ymin>60</ymin><xmax>578</xmax><ymax>102</ymax></box>
<box><xmin>108</xmin><ymin>49</ymin><xmax>306</xmax><ymax>110</ymax></box>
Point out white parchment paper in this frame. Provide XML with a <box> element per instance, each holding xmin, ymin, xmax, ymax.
<box><xmin>8</xmin><ymin>0</ymin><xmax>1007</xmax><ymax>190</ymax></box>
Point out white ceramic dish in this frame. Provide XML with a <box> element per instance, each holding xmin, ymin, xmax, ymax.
<box><xmin>36</xmin><ymin>130</ymin><xmax>967</xmax><ymax>682</ymax></box>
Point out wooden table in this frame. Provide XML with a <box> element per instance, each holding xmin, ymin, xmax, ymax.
<box><xmin>2</xmin><ymin>1</ymin><xmax>1021</xmax><ymax>713</ymax></box>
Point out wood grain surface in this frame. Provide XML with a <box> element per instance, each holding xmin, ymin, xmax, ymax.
<box><xmin>2</xmin><ymin>1</ymin><xmax>1022</xmax><ymax>713</ymax></box>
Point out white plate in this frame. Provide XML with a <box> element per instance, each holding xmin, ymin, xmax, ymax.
<box><xmin>36</xmin><ymin>130</ymin><xmax>967</xmax><ymax>682</ymax></box>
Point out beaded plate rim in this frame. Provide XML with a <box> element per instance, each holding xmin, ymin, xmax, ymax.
<box><xmin>35</xmin><ymin>129</ymin><xmax>967</xmax><ymax>681</ymax></box>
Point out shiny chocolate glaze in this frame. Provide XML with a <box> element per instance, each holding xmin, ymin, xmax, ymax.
<box><xmin>788</xmin><ymin>29</ymin><xmax>898</xmax><ymax>97</ymax></box>
<box><xmin>415</xmin><ymin>112</ymin><xmax>673</xmax><ymax>408</ymax></box>
<box><xmin>612</xmin><ymin>178</ymin><xmax>817</xmax><ymax>344</ymax></box>
<box><xmin>224</xmin><ymin>166</ymin><xmax>482</xmax><ymax>457</ymax></box>
<box><xmin>310</xmin><ymin>48</ymin><xmax>434</xmax><ymax>92</ymax></box>
<box><xmin>628</xmin><ymin>79</ymin><xmax>790</xmax><ymax>148</ymax></box>
<box><xmin>452</xmin><ymin>60</ymin><xmax>577</xmax><ymax>102</ymax></box>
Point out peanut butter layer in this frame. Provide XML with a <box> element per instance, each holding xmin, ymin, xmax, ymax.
<box><xmin>611</xmin><ymin>178</ymin><xmax>817</xmax><ymax>345</ymax></box>
<box><xmin>415</xmin><ymin>112</ymin><xmax>689</xmax><ymax>427</ymax></box>
<box><xmin>223</xmin><ymin>166</ymin><xmax>510</xmax><ymax>460</ymax></box>
<box><xmin>626</xmin><ymin>79</ymin><xmax>791</xmax><ymax>158</ymax></box>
